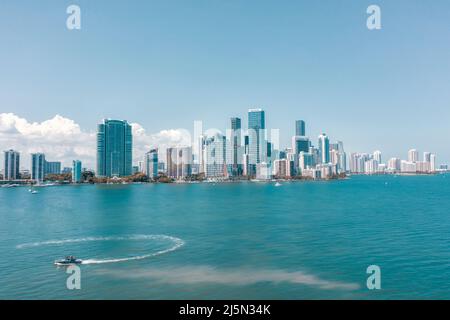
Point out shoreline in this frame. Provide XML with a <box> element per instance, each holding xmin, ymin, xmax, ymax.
<box><xmin>1</xmin><ymin>172</ymin><xmax>448</xmax><ymax>188</ymax></box>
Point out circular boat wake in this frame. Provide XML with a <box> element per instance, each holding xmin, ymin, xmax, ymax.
<box><xmin>16</xmin><ymin>234</ymin><xmax>185</xmax><ymax>265</ymax></box>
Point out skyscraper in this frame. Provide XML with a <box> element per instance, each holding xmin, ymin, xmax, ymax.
<box><xmin>72</xmin><ymin>160</ymin><xmax>82</xmax><ymax>183</ymax></box>
<box><xmin>318</xmin><ymin>133</ymin><xmax>330</xmax><ymax>164</ymax></box>
<box><xmin>330</xmin><ymin>141</ymin><xmax>347</xmax><ymax>173</ymax></box>
<box><xmin>387</xmin><ymin>158</ymin><xmax>401</xmax><ymax>172</ymax></box>
<box><xmin>299</xmin><ymin>151</ymin><xmax>314</xmax><ymax>172</ymax></box>
<box><xmin>350</xmin><ymin>153</ymin><xmax>369</xmax><ymax>173</ymax></box>
<box><xmin>97</xmin><ymin>119</ymin><xmax>133</xmax><ymax>177</ymax></box>
<box><xmin>373</xmin><ymin>150</ymin><xmax>382</xmax><ymax>164</ymax></box>
<box><xmin>291</xmin><ymin>136</ymin><xmax>311</xmax><ymax>175</ymax></box>
<box><xmin>248</xmin><ymin>109</ymin><xmax>266</xmax><ymax>174</ymax></box>
<box><xmin>196</xmin><ymin>134</ymin><xmax>205</xmax><ymax>174</ymax></box>
<box><xmin>408</xmin><ymin>149</ymin><xmax>419</xmax><ymax>163</ymax></box>
<box><xmin>3</xmin><ymin>150</ymin><xmax>20</xmax><ymax>181</ymax></box>
<box><xmin>205</xmin><ymin>133</ymin><xmax>226</xmax><ymax>177</ymax></box>
<box><xmin>423</xmin><ymin>152</ymin><xmax>431</xmax><ymax>163</ymax></box>
<box><xmin>364</xmin><ymin>158</ymin><xmax>379</xmax><ymax>175</ymax></box>
<box><xmin>292</xmin><ymin>136</ymin><xmax>311</xmax><ymax>155</ymax></box>
<box><xmin>166</xmin><ymin>147</ymin><xmax>177</xmax><ymax>178</ymax></box>
<box><xmin>295</xmin><ymin>120</ymin><xmax>306</xmax><ymax>136</ymax></box>
<box><xmin>430</xmin><ymin>154</ymin><xmax>437</xmax><ymax>172</ymax></box>
<box><xmin>166</xmin><ymin>147</ymin><xmax>192</xmax><ymax>179</ymax></box>
<box><xmin>227</xmin><ymin>117</ymin><xmax>242</xmax><ymax>176</ymax></box>
<box><xmin>273</xmin><ymin>159</ymin><xmax>288</xmax><ymax>178</ymax></box>
<box><xmin>244</xmin><ymin>134</ymin><xmax>249</xmax><ymax>155</ymax></box>
<box><xmin>145</xmin><ymin>149</ymin><xmax>158</xmax><ymax>179</ymax></box>
<box><xmin>31</xmin><ymin>153</ymin><xmax>45</xmax><ymax>182</ymax></box>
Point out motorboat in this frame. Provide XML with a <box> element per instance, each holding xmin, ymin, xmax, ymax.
<box><xmin>54</xmin><ymin>256</ymin><xmax>83</xmax><ymax>266</ymax></box>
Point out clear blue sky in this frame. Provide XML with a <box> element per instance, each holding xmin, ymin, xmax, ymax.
<box><xmin>1</xmin><ymin>0</ymin><xmax>449</xmax><ymax>163</ymax></box>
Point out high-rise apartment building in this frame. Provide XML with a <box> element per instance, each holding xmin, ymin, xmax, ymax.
<box><xmin>318</xmin><ymin>133</ymin><xmax>330</xmax><ymax>164</ymax></box>
<box><xmin>373</xmin><ymin>150</ymin><xmax>382</xmax><ymax>164</ymax></box>
<box><xmin>248</xmin><ymin>109</ymin><xmax>266</xmax><ymax>174</ymax></box>
<box><xmin>227</xmin><ymin>117</ymin><xmax>242</xmax><ymax>176</ymax></box>
<box><xmin>3</xmin><ymin>150</ymin><xmax>20</xmax><ymax>181</ymax></box>
<box><xmin>145</xmin><ymin>149</ymin><xmax>159</xmax><ymax>179</ymax></box>
<box><xmin>166</xmin><ymin>147</ymin><xmax>192</xmax><ymax>179</ymax></box>
<box><xmin>97</xmin><ymin>119</ymin><xmax>132</xmax><ymax>177</ymax></box>
<box><xmin>31</xmin><ymin>153</ymin><xmax>45</xmax><ymax>182</ymax></box>
<box><xmin>408</xmin><ymin>149</ymin><xmax>419</xmax><ymax>163</ymax></box>
<box><xmin>205</xmin><ymin>133</ymin><xmax>226</xmax><ymax>178</ymax></box>
<box><xmin>72</xmin><ymin>160</ymin><xmax>82</xmax><ymax>183</ymax></box>
<box><xmin>295</xmin><ymin>120</ymin><xmax>306</xmax><ymax>136</ymax></box>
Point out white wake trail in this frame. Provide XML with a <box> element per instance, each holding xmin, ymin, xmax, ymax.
<box><xmin>16</xmin><ymin>234</ymin><xmax>185</xmax><ymax>264</ymax></box>
<box><xmin>81</xmin><ymin>238</ymin><xmax>185</xmax><ymax>264</ymax></box>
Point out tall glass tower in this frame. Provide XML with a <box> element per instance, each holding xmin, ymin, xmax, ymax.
<box><xmin>248</xmin><ymin>109</ymin><xmax>266</xmax><ymax>173</ymax></box>
<box><xmin>295</xmin><ymin>120</ymin><xmax>306</xmax><ymax>136</ymax></box>
<box><xmin>318</xmin><ymin>133</ymin><xmax>330</xmax><ymax>164</ymax></box>
<box><xmin>205</xmin><ymin>133</ymin><xmax>226</xmax><ymax>177</ymax></box>
<box><xmin>145</xmin><ymin>149</ymin><xmax>159</xmax><ymax>179</ymax></box>
<box><xmin>3</xmin><ymin>150</ymin><xmax>20</xmax><ymax>181</ymax></box>
<box><xmin>31</xmin><ymin>153</ymin><xmax>45</xmax><ymax>182</ymax></box>
<box><xmin>228</xmin><ymin>117</ymin><xmax>242</xmax><ymax>176</ymax></box>
<box><xmin>72</xmin><ymin>160</ymin><xmax>82</xmax><ymax>183</ymax></box>
<box><xmin>97</xmin><ymin>119</ymin><xmax>132</xmax><ymax>177</ymax></box>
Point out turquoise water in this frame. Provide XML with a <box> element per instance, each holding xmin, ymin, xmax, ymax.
<box><xmin>1</xmin><ymin>175</ymin><xmax>450</xmax><ymax>299</ymax></box>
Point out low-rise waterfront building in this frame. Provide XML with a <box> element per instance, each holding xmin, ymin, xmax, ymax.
<box><xmin>401</xmin><ymin>160</ymin><xmax>417</xmax><ymax>173</ymax></box>
<box><xmin>317</xmin><ymin>163</ymin><xmax>336</xmax><ymax>178</ymax></box>
<box><xmin>45</xmin><ymin>161</ymin><xmax>61</xmax><ymax>175</ymax></box>
<box><xmin>256</xmin><ymin>162</ymin><xmax>272</xmax><ymax>180</ymax></box>
<box><xmin>302</xmin><ymin>168</ymin><xmax>321</xmax><ymax>180</ymax></box>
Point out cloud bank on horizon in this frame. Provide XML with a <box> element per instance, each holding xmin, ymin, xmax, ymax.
<box><xmin>0</xmin><ymin>113</ymin><xmax>190</xmax><ymax>170</ymax></box>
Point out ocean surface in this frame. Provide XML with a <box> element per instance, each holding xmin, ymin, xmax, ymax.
<box><xmin>1</xmin><ymin>174</ymin><xmax>449</xmax><ymax>299</ymax></box>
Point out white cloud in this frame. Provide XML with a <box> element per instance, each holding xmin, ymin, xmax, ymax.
<box><xmin>131</xmin><ymin>122</ymin><xmax>192</xmax><ymax>164</ymax></box>
<box><xmin>0</xmin><ymin>113</ymin><xmax>191</xmax><ymax>171</ymax></box>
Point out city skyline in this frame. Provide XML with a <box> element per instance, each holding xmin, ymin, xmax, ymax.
<box><xmin>2</xmin><ymin>110</ymin><xmax>446</xmax><ymax>170</ymax></box>
<box><xmin>1</xmin><ymin>109</ymin><xmax>444</xmax><ymax>180</ymax></box>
